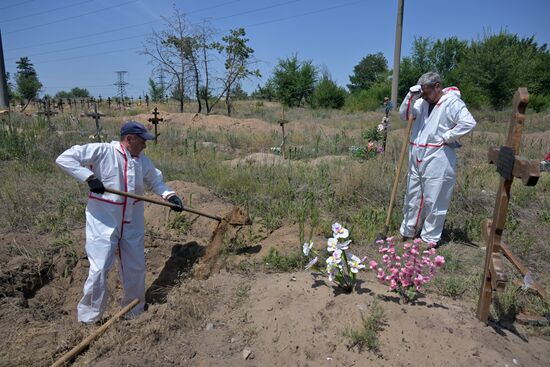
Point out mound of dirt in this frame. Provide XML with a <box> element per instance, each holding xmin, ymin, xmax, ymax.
<box><xmin>132</xmin><ymin>111</ymin><xmax>278</xmax><ymax>135</ymax></box>
<box><xmin>224</xmin><ymin>153</ymin><xmax>287</xmax><ymax>167</ymax></box>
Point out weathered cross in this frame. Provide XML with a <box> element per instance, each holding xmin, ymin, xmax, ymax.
<box><xmin>57</xmin><ymin>99</ymin><xmax>64</xmax><ymax>113</ymax></box>
<box><xmin>477</xmin><ymin>88</ymin><xmax>547</xmax><ymax>323</ymax></box>
<box><xmin>38</xmin><ymin>98</ymin><xmax>57</xmax><ymax>128</ymax></box>
<box><xmin>148</xmin><ymin>107</ymin><xmax>163</xmax><ymax>144</ymax></box>
<box><xmin>107</xmin><ymin>97</ymin><xmax>112</xmax><ymax>109</ymax></box>
<box><xmin>85</xmin><ymin>103</ymin><xmax>104</xmax><ymax>142</ymax></box>
<box><xmin>278</xmin><ymin>107</ymin><xmax>289</xmax><ymax>159</ymax></box>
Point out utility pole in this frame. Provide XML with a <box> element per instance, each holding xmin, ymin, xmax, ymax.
<box><xmin>114</xmin><ymin>71</ymin><xmax>128</xmax><ymax>106</ymax></box>
<box><xmin>0</xmin><ymin>29</ymin><xmax>9</xmax><ymax>109</ymax></box>
<box><xmin>391</xmin><ymin>0</ymin><xmax>405</xmax><ymax>110</ymax></box>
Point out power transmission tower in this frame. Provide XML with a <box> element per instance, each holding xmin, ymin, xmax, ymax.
<box><xmin>114</xmin><ymin>70</ymin><xmax>128</xmax><ymax>105</ymax></box>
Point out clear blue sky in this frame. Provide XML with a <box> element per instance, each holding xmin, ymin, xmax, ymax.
<box><xmin>1</xmin><ymin>0</ymin><xmax>549</xmax><ymax>99</ymax></box>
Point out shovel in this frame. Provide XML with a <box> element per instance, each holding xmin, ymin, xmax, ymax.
<box><xmin>103</xmin><ymin>187</ymin><xmax>249</xmax><ymax>226</ymax></box>
<box><xmin>375</xmin><ymin>114</ymin><xmax>415</xmax><ymax>242</ymax></box>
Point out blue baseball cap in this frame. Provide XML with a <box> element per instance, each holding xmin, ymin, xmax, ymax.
<box><xmin>120</xmin><ymin>121</ymin><xmax>155</xmax><ymax>140</ymax></box>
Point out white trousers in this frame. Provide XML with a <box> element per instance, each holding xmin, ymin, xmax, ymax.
<box><xmin>77</xmin><ymin>200</ymin><xmax>146</xmax><ymax>323</ymax></box>
<box><xmin>400</xmin><ymin>149</ymin><xmax>456</xmax><ymax>243</ymax></box>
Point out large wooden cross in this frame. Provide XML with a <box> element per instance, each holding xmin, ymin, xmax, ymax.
<box><xmin>85</xmin><ymin>103</ymin><xmax>104</xmax><ymax>142</ymax></box>
<box><xmin>477</xmin><ymin>88</ymin><xmax>548</xmax><ymax>323</ymax></box>
<box><xmin>148</xmin><ymin>107</ymin><xmax>163</xmax><ymax>145</ymax></box>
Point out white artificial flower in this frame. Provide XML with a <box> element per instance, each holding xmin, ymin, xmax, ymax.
<box><xmin>331</xmin><ymin>223</ymin><xmax>349</xmax><ymax>239</ymax></box>
<box><xmin>305</xmin><ymin>257</ymin><xmax>318</xmax><ymax>270</ymax></box>
<box><xmin>302</xmin><ymin>241</ymin><xmax>313</xmax><ymax>256</ymax></box>
<box><xmin>327</xmin><ymin>237</ymin><xmax>338</xmax><ymax>252</ymax></box>
<box><xmin>348</xmin><ymin>254</ymin><xmax>366</xmax><ymax>274</ymax></box>
<box><xmin>338</xmin><ymin>239</ymin><xmax>351</xmax><ymax>250</ymax></box>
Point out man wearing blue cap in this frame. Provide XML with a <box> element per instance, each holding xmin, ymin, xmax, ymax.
<box><xmin>56</xmin><ymin>121</ymin><xmax>184</xmax><ymax>324</ymax></box>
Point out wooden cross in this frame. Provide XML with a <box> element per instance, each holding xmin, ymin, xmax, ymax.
<box><xmin>148</xmin><ymin>107</ymin><xmax>163</xmax><ymax>144</ymax></box>
<box><xmin>85</xmin><ymin>103</ymin><xmax>105</xmax><ymax>142</ymax></box>
<box><xmin>278</xmin><ymin>107</ymin><xmax>289</xmax><ymax>159</ymax></box>
<box><xmin>107</xmin><ymin>97</ymin><xmax>112</xmax><ymax>109</ymax></box>
<box><xmin>477</xmin><ymin>88</ymin><xmax>547</xmax><ymax>323</ymax></box>
<box><xmin>57</xmin><ymin>99</ymin><xmax>64</xmax><ymax>113</ymax></box>
<box><xmin>37</xmin><ymin>98</ymin><xmax>57</xmax><ymax>127</ymax></box>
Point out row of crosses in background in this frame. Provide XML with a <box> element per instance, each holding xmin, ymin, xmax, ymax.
<box><xmin>30</xmin><ymin>95</ymin><xmax>152</xmax><ymax>113</ymax></box>
<box><xmin>85</xmin><ymin>105</ymin><xmax>164</xmax><ymax>144</ymax></box>
<box><xmin>477</xmin><ymin>87</ymin><xmax>549</xmax><ymax>324</ymax></box>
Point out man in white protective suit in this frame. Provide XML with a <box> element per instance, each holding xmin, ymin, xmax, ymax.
<box><xmin>398</xmin><ymin>71</ymin><xmax>476</xmax><ymax>245</ymax></box>
<box><xmin>56</xmin><ymin>121</ymin><xmax>184</xmax><ymax>324</ymax></box>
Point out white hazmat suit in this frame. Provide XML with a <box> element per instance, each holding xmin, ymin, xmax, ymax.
<box><xmin>398</xmin><ymin>87</ymin><xmax>476</xmax><ymax>243</ymax></box>
<box><xmin>56</xmin><ymin>141</ymin><xmax>175</xmax><ymax>323</ymax></box>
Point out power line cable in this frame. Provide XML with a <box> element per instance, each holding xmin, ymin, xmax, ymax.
<box><xmin>243</xmin><ymin>0</ymin><xmax>366</xmax><ymax>30</ymax></box>
<box><xmin>6</xmin><ymin>21</ymin><xmax>159</xmax><ymax>52</ymax></box>
<box><xmin>212</xmin><ymin>0</ymin><xmax>302</xmax><ymax>22</ymax></box>
<box><xmin>7</xmin><ymin>0</ymin><xmax>304</xmax><ymax>59</ymax></box>
<box><xmin>14</xmin><ymin>0</ymin><xmax>365</xmax><ymax>65</ymax></box>
<box><xmin>0</xmin><ymin>0</ymin><xmax>38</xmax><ymax>11</ymax></box>
<box><xmin>6</xmin><ymin>0</ymin><xmax>138</xmax><ymax>34</ymax></box>
<box><xmin>38</xmin><ymin>46</ymin><xmax>142</xmax><ymax>64</ymax></box>
<box><xmin>5</xmin><ymin>0</ymin><xmax>242</xmax><ymax>51</ymax></box>
<box><xmin>0</xmin><ymin>0</ymin><xmax>93</xmax><ymax>24</ymax></box>
<box><xmin>7</xmin><ymin>33</ymin><xmax>148</xmax><ymax>60</ymax></box>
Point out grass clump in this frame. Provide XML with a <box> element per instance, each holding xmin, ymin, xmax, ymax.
<box><xmin>262</xmin><ymin>248</ymin><xmax>306</xmax><ymax>272</ymax></box>
<box><xmin>345</xmin><ymin>301</ymin><xmax>386</xmax><ymax>353</ymax></box>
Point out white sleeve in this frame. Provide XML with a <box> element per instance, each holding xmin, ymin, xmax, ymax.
<box><xmin>141</xmin><ymin>156</ymin><xmax>176</xmax><ymax>199</ymax></box>
<box><xmin>442</xmin><ymin>100</ymin><xmax>477</xmax><ymax>143</ymax></box>
<box><xmin>399</xmin><ymin>92</ymin><xmax>421</xmax><ymax>121</ymax></box>
<box><xmin>55</xmin><ymin>143</ymin><xmax>106</xmax><ymax>182</ymax></box>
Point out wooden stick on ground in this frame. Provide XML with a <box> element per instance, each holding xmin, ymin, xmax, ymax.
<box><xmin>50</xmin><ymin>298</ymin><xmax>140</xmax><ymax>367</ymax></box>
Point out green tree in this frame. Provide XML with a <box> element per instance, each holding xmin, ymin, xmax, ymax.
<box><xmin>398</xmin><ymin>37</ymin><xmax>467</xmax><ymax>98</ymax></box>
<box><xmin>251</xmin><ymin>79</ymin><xmax>276</xmax><ymax>101</ymax></box>
<box><xmin>312</xmin><ymin>74</ymin><xmax>347</xmax><ymax>109</ymax></box>
<box><xmin>15</xmin><ymin>57</ymin><xmax>42</xmax><ymax>111</ymax></box>
<box><xmin>348</xmin><ymin>52</ymin><xmax>388</xmax><ymax>93</ymax></box>
<box><xmin>148</xmin><ymin>77</ymin><xmax>165</xmax><ymax>102</ymax></box>
<box><xmin>69</xmin><ymin>87</ymin><xmax>90</xmax><ymax>98</ymax></box>
<box><xmin>272</xmin><ymin>54</ymin><xmax>317</xmax><ymax>107</ymax></box>
<box><xmin>219</xmin><ymin>28</ymin><xmax>260</xmax><ymax>116</ymax></box>
<box><xmin>457</xmin><ymin>32</ymin><xmax>549</xmax><ymax>109</ymax></box>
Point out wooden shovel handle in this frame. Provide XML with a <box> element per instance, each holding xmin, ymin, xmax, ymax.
<box><xmin>103</xmin><ymin>187</ymin><xmax>222</xmax><ymax>222</ymax></box>
<box><xmin>50</xmin><ymin>299</ymin><xmax>140</xmax><ymax>367</ymax></box>
<box><xmin>384</xmin><ymin>114</ymin><xmax>415</xmax><ymax>232</ymax></box>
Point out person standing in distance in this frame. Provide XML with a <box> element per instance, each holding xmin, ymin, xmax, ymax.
<box><xmin>399</xmin><ymin>72</ymin><xmax>476</xmax><ymax>245</ymax></box>
<box><xmin>56</xmin><ymin>121</ymin><xmax>184</xmax><ymax>324</ymax></box>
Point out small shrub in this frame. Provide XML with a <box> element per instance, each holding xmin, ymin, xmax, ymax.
<box><xmin>345</xmin><ymin>301</ymin><xmax>386</xmax><ymax>353</ymax></box>
<box><xmin>262</xmin><ymin>248</ymin><xmax>305</xmax><ymax>272</ymax></box>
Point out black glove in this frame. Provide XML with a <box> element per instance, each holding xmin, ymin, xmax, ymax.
<box><xmin>168</xmin><ymin>195</ymin><xmax>184</xmax><ymax>212</ymax></box>
<box><xmin>87</xmin><ymin>178</ymin><xmax>105</xmax><ymax>194</ymax></box>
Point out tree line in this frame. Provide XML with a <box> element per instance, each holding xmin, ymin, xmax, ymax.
<box><xmin>256</xmin><ymin>31</ymin><xmax>550</xmax><ymax>112</ymax></box>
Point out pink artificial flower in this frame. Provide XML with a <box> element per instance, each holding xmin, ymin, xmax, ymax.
<box><xmin>403</xmin><ymin>242</ymin><xmax>412</xmax><ymax>249</ymax></box>
<box><xmin>434</xmin><ymin>256</ymin><xmax>445</xmax><ymax>267</ymax></box>
<box><xmin>369</xmin><ymin>260</ymin><xmax>378</xmax><ymax>269</ymax></box>
<box><xmin>413</xmin><ymin>238</ymin><xmax>423</xmax><ymax>245</ymax></box>
<box><xmin>390</xmin><ymin>279</ymin><xmax>398</xmax><ymax>290</ymax></box>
